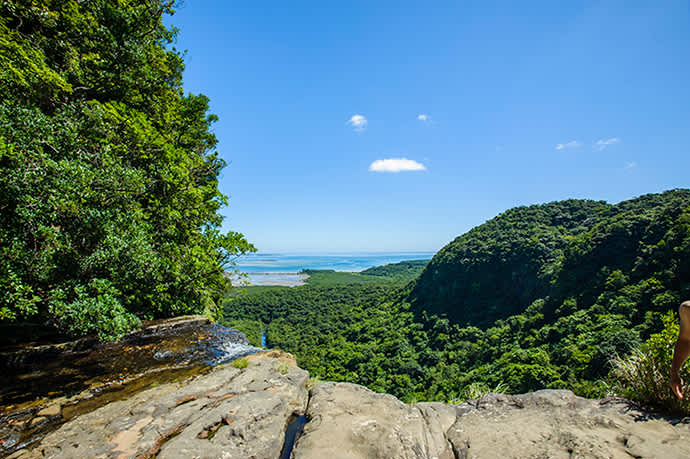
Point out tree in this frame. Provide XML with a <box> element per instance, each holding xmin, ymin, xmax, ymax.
<box><xmin>0</xmin><ymin>0</ymin><xmax>254</xmax><ymax>341</ymax></box>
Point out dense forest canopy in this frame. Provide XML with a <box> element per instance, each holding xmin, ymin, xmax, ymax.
<box><xmin>0</xmin><ymin>0</ymin><xmax>253</xmax><ymax>342</ymax></box>
<box><xmin>360</xmin><ymin>260</ymin><xmax>429</xmax><ymax>281</ymax></box>
<box><xmin>404</xmin><ymin>190</ymin><xmax>690</xmax><ymax>328</ymax></box>
<box><xmin>224</xmin><ymin>190</ymin><xmax>690</xmax><ymax>404</ymax></box>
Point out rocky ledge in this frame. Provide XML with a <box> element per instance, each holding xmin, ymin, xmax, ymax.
<box><xmin>7</xmin><ymin>349</ymin><xmax>690</xmax><ymax>459</ymax></box>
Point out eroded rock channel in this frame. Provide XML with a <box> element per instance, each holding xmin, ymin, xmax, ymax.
<box><xmin>0</xmin><ymin>316</ymin><xmax>261</xmax><ymax>456</ymax></box>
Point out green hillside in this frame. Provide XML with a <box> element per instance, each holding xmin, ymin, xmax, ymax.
<box><xmin>360</xmin><ymin>260</ymin><xmax>429</xmax><ymax>281</ymax></box>
<box><xmin>404</xmin><ymin>190</ymin><xmax>690</xmax><ymax>329</ymax></box>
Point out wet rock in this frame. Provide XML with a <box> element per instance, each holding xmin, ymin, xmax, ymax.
<box><xmin>36</xmin><ymin>404</ymin><xmax>61</xmax><ymax>418</ymax></box>
<box><xmin>10</xmin><ymin>351</ymin><xmax>308</xmax><ymax>459</ymax></box>
<box><xmin>0</xmin><ymin>316</ymin><xmax>260</xmax><ymax>457</ymax></box>
<box><xmin>28</xmin><ymin>417</ymin><xmax>47</xmax><ymax>429</ymax></box>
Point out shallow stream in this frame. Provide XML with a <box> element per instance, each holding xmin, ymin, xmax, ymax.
<box><xmin>0</xmin><ymin>317</ymin><xmax>260</xmax><ymax>456</ymax></box>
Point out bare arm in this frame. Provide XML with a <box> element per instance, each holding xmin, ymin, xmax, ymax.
<box><xmin>671</xmin><ymin>301</ymin><xmax>690</xmax><ymax>399</ymax></box>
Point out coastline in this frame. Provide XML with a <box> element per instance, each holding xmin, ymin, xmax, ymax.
<box><xmin>227</xmin><ymin>252</ymin><xmax>434</xmax><ymax>287</ymax></box>
<box><xmin>229</xmin><ymin>272</ymin><xmax>309</xmax><ymax>287</ymax></box>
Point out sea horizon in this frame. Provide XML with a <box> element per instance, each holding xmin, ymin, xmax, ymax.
<box><xmin>240</xmin><ymin>250</ymin><xmax>438</xmax><ymax>256</ymax></box>
<box><xmin>233</xmin><ymin>251</ymin><xmax>436</xmax><ymax>274</ymax></box>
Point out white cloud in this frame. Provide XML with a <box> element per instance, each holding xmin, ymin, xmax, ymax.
<box><xmin>625</xmin><ymin>161</ymin><xmax>637</xmax><ymax>169</ymax></box>
<box><xmin>347</xmin><ymin>114</ymin><xmax>367</xmax><ymax>131</ymax></box>
<box><xmin>556</xmin><ymin>140</ymin><xmax>581</xmax><ymax>150</ymax></box>
<box><xmin>369</xmin><ymin>158</ymin><xmax>427</xmax><ymax>173</ymax></box>
<box><xmin>594</xmin><ymin>137</ymin><xmax>620</xmax><ymax>151</ymax></box>
<box><xmin>417</xmin><ymin>114</ymin><xmax>430</xmax><ymax>122</ymax></box>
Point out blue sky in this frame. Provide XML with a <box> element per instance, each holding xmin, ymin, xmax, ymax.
<box><xmin>168</xmin><ymin>1</ymin><xmax>689</xmax><ymax>253</ymax></box>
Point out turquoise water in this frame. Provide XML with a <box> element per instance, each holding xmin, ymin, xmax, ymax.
<box><xmin>235</xmin><ymin>252</ymin><xmax>435</xmax><ymax>273</ymax></box>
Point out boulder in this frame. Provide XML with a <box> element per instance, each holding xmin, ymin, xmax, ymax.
<box><xmin>446</xmin><ymin>390</ymin><xmax>690</xmax><ymax>459</ymax></box>
<box><xmin>292</xmin><ymin>382</ymin><xmax>456</xmax><ymax>459</ymax></box>
<box><xmin>291</xmin><ymin>385</ymin><xmax>690</xmax><ymax>459</ymax></box>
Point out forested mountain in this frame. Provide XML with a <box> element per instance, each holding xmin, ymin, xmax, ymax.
<box><xmin>0</xmin><ymin>1</ymin><xmax>252</xmax><ymax>342</ymax></box>
<box><xmin>404</xmin><ymin>190</ymin><xmax>690</xmax><ymax>329</ymax></box>
<box><xmin>360</xmin><ymin>259</ymin><xmax>429</xmax><ymax>281</ymax></box>
<box><xmin>224</xmin><ymin>190</ymin><xmax>690</xmax><ymax>403</ymax></box>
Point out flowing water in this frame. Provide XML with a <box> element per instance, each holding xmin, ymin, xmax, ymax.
<box><xmin>0</xmin><ymin>317</ymin><xmax>261</xmax><ymax>456</ymax></box>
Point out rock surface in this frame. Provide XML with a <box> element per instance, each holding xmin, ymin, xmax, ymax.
<box><xmin>293</xmin><ymin>382</ymin><xmax>456</xmax><ymax>459</ymax></box>
<box><xmin>9</xmin><ymin>357</ymin><xmax>690</xmax><ymax>458</ymax></box>
<box><xmin>445</xmin><ymin>390</ymin><xmax>690</xmax><ymax>459</ymax></box>
<box><xmin>8</xmin><ymin>351</ymin><xmax>308</xmax><ymax>459</ymax></box>
<box><xmin>0</xmin><ymin>316</ymin><xmax>261</xmax><ymax>457</ymax></box>
<box><xmin>293</xmin><ymin>385</ymin><xmax>690</xmax><ymax>459</ymax></box>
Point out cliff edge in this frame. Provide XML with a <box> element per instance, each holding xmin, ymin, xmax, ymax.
<box><xmin>8</xmin><ymin>351</ymin><xmax>690</xmax><ymax>459</ymax></box>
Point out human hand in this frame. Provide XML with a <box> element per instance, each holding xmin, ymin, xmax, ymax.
<box><xmin>671</xmin><ymin>372</ymin><xmax>684</xmax><ymax>399</ymax></box>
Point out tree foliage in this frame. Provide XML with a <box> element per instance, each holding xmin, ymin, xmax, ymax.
<box><xmin>403</xmin><ymin>199</ymin><xmax>612</xmax><ymax>326</ymax></box>
<box><xmin>0</xmin><ymin>1</ymin><xmax>253</xmax><ymax>341</ymax></box>
<box><xmin>405</xmin><ymin>190</ymin><xmax>690</xmax><ymax>329</ymax></box>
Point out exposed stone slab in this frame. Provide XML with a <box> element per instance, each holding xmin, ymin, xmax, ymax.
<box><xmin>446</xmin><ymin>390</ymin><xmax>690</xmax><ymax>459</ymax></box>
<box><xmin>292</xmin><ymin>385</ymin><xmax>690</xmax><ymax>459</ymax></box>
<box><xmin>9</xmin><ymin>351</ymin><xmax>308</xmax><ymax>459</ymax></box>
<box><xmin>9</xmin><ymin>358</ymin><xmax>690</xmax><ymax>459</ymax></box>
<box><xmin>292</xmin><ymin>382</ymin><xmax>455</xmax><ymax>459</ymax></box>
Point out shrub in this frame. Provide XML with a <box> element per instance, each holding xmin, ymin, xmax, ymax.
<box><xmin>307</xmin><ymin>375</ymin><xmax>322</xmax><ymax>389</ymax></box>
<box><xmin>609</xmin><ymin>310</ymin><xmax>690</xmax><ymax>414</ymax></box>
<box><xmin>449</xmin><ymin>382</ymin><xmax>508</xmax><ymax>404</ymax></box>
<box><xmin>232</xmin><ymin>358</ymin><xmax>249</xmax><ymax>369</ymax></box>
<box><xmin>49</xmin><ymin>279</ymin><xmax>141</xmax><ymax>341</ymax></box>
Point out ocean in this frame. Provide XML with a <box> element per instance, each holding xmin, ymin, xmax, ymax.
<box><xmin>234</xmin><ymin>252</ymin><xmax>436</xmax><ymax>273</ymax></box>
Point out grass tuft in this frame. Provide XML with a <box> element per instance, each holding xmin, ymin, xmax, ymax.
<box><xmin>609</xmin><ymin>311</ymin><xmax>690</xmax><ymax>415</ymax></box>
<box><xmin>232</xmin><ymin>358</ymin><xmax>249</xmax><ymax>369</ymax></box>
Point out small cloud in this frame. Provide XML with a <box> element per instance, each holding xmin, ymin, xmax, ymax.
<box><xmin>417</xmin><ymin>114</ymin><xmax>430</xmax><ymax>122</ymax></box>
<box><xmin>369</xmin><ymin>158</ymin><xmax>427</xmax><ymax>173</ymax></box>
<box><xmin>347</xmin><ymin>114</ymin><xmax>367</xmax><ymax>131</ymax></box>
<box><xmin>625</xmin><ymin>161</ymin><xmax>637</xmax><ymax>169</ymax></box>
<box><xmin>556</xmin><ymin>140</ymin><xmax>581</xmax><ymax>150</ymax></box>
<box><xmin>594</xmin><ymin>137</ymin><xmax>619</xmax><ymax>151</ymax></box>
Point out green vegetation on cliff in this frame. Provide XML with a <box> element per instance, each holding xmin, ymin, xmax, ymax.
<box><xmin>0</xmin><ymin>1</ymin><xmax>253</xmax><ymax>342</ymax></box>
<box><xmin>224</xmin><ymin>190</ymin><xmax>690</xmax><ymax>405</ymax></box>
<box><xmin>405</xmin><ymin>190</ymin><xmax>690</xmax><ymax>330</ymax></box>
<box><xmin>224</xmin><ymin>284</ymin><xmax>424</xmax><ymax>397</ymax></box>
<box><xmin>403</xmin><ymin>199</ymin><xmax>611</xmax><ymax>327</ymax></box>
